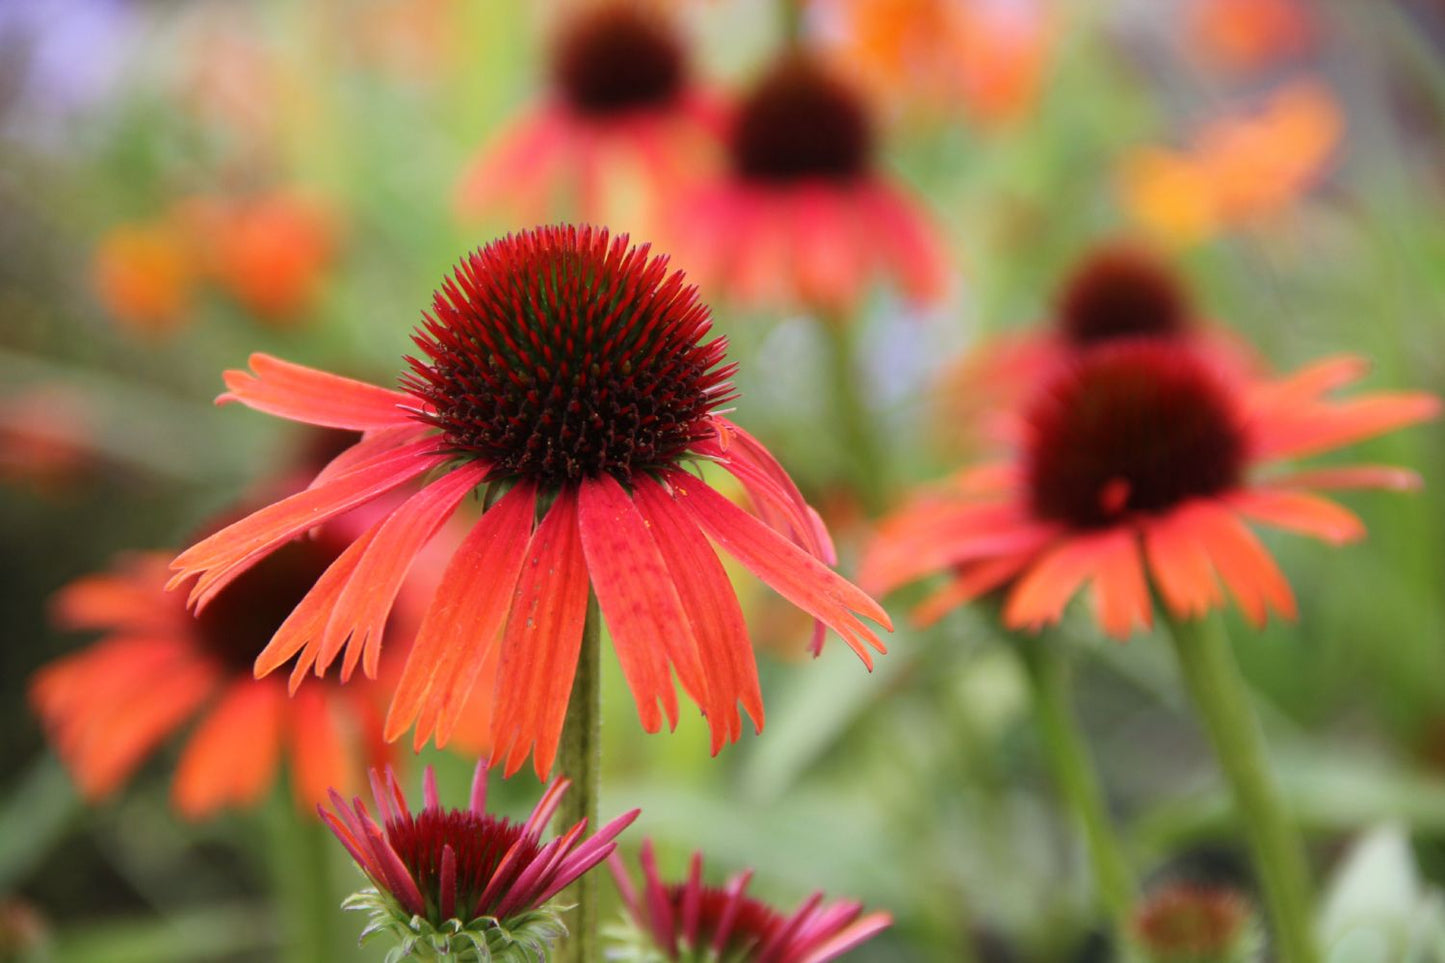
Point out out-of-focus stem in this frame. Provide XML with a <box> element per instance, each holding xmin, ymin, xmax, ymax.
<box><xmin>820</xmin><ymin>316</ymin><xmax>889</xmax><ymax>516</ymax></box>
<box><xmin>1163</xmin><ymin>611</ymin><xmax>1318</xmax><ymax>963</ymax></box>
<box><xmin>1016</xmin><ymin>633</ymin><xmax>1136</xmax><ymax>931</ymax></box>
<box><xmin>556</xmin><ymin>592</ymin><xmax>602</xmax><ymax>963</ymax></box>
<box><xmin>266</xmin><ymin>789</ymin><xmax>336</xmax><ymax>963</ymax></box>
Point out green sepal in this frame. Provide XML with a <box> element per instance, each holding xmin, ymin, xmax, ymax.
<box><xmin>342</xmin><ymin>887</ymin><xmax>570</xmax><ymax>962</ymax></box>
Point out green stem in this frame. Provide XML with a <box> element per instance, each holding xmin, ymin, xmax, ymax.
<box><xmin>265</xmin><ymin>789</ymin><xmax>336</xmax><ymax>963</ymax></box>
<box><xmin>820</xmin><ymin>317</ymin><xmax>888</xmax><ymax>516</ymax></box>
<box><xmin>780</xmin><ymin>0</ymin><xmax>805</xmax><ymax>47</ymax></box>
<box><xmin>556</xmin><ymin>592</ymin><xmax>602</xmax><ymax>963</ymax></box>
<box><xmin>1162</xmin><ymin>611</ymin><xmax>1319</xmax><ymax>963</ymax></box>
<box><xmin>1016</xmin><ymin>634</ymin><xmax>1136</xmax><ymax>931</ymax></box>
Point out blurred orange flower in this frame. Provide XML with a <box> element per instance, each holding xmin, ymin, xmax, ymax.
<box><xmin>1187</xmin><ymin>0</ymin><xmax>1312</xmax><ymax>75</ymax></box>
<box><xmin>1119</xmin><ymin>80</ymin><xmax>1344</xmax><ymax>247</ymax></box>
<box><xmin>199</xmin><ymin>192</ymin><xmax>338</xmax><ymax>323</ymax></box>
<box><xmin>0</xmin><ymin>388</ymin><xmax>93</xmax><ymax>493</ymax></box>
<box><xmin>814</xmin><ymin>0</ymin><xmax>1053</xmax><ymax>126</ymax></box>
<box><xmin>90</xmin><ymin>222</ymin><xmax>198</xmax><ymax>335</ymax></box>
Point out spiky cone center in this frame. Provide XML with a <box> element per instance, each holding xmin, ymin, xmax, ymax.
<box><xmin>1056</xmin><ymin>245</ymin><xmax>1190</xmax><ymax>347</ymax></box>
<box><xmin>731</xmin><ymin>57</ymin><xmax>874</xmax><ymax>183</ymax></box>
<box><xmin>403</xmin><ymin>225</ymin><xmax>735</xmax><ymax>488</ymax></box>
<box><xmin>343</xmin><ymin>887</ymin><xmax>568</xmax><ymax>963</ymax></box>
<box><xmin>1132</xmin><ymin>885</ymin><xmax>1261</xmax><ymax>963</ymax></box>
<box><xmin>384</xmin><ymin>808</ymin><xmax>542</xmax><ymax>926</ymax></box>
<box><xmin>1024</xmin><ymin>341</ymin><xmax>1246</xmax><ymax>529</ymax></box>
<box><xmin>193</xmin><ymin>529</ymin><xmax>351</xmax><ymax>674</ymax></box>
<box><xmin>552</xmin><ymin>4</ymin><xmax>686</xmax><ymax>117</ymax></box>
<box><xmin>609</xmin><ymin>883</ymin><xmax>786</xmax><ymax>963</ymax></box>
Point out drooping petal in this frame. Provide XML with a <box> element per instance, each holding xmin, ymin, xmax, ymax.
<box><xmin>324</xmin><ymin>463</ymin><xmax>488</xmax><ymax>682</ymax></box>
<box><xmin>50</xmin><ymin>556</ymin><xmax>182</xmax><ymax>633</ymax></box>
<box><xmin>795</xmin><ymin>911</ymin><xmax>894</xmax><ymax>963</ymax></box>
<box><xmin>1252</xmin><ymin>391</ymin><xmax>1440</xmax><ymax>461</ymax></box>
<box><xmin>287</xmin><ymin>686</ymin><xmax>352</xmax><ymax>809</ymax></box>
<box><xmin>1191</xmin><ymin>504</ymin><xmax>1297</xmax><ymax>627</ymax></box>
<box><xmin>169</xmin><ymin>439</ymin><xmax>446</xmax><ymax>611</ymax></box>
<box><xmin>1089</xmin><ymin>529</ymin><xmax>1152</xmax><ymax>639</ymax></box>
<box><xmin>913</xmin><ymin>554</ymin><xmax>1034</xmax><ymax>628</ymax></box>
<box><xmin>1003</xmin><ymin>532</ymin><xmax>1114</xmax><ymax>633</ymax></box>
<box><xmin>662</xmin><ymin>468</ymin><xmax>890</xmax><ymax>667</ymax></box>
<box><xmin>576</xmin><ymin>475</ymin><xmax>696</xmax><ymax>735</ymax></box>
<box><xmin>862</xmin><ymin>499</ymin><xmax>1054</xmax><ymax>596</ymax></box>
<box><xmin>1143</xmin><ymin>505</ymin><xmax>1222</xmax><ymax>620</ymax></box>
<box><xmin>1228</xmin><ymin>488</ymin><xmax>1364</xmax><ymax>545</ymax></box>
<box><xmin>172</xmin><ymin>681</ymin><xmax>286</xmax><ymax>819</ymax></box>
<box><xmin>386</xmin><ymin>482</ymin><xmax>537</xmax><ymax>749</ymax></box>
<box><xmin>491</xmin><ymin>487</ymin><xmax>590</xmax><ymax>779</ymax></box>
<box><xmin>634</xmin><ymin>476</ymin><xmax>763</xmax><ymax>741</ymax></box>
<box><xmin>219</xmin><ymin>353</ymin><xmax>415</xmax><ymax>430</ymax></box>
<box><xmin>1258</xmin><ymin>465</ymin><xmax>1422</xmax><ymax>492</ymax></box>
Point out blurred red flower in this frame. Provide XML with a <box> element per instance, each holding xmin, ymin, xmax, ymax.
<box><xmin>676</xmin><ymin>55</ymin><xmax>948</xmax><ymax>313</ymax></box>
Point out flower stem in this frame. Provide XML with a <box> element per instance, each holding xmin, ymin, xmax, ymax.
<box><xmin>265</xmin><ymin>788</ymin><xmax>336</xmax><ymax>963</ymax></box>
<box><xmin>820</xmin><ymin>317</ymin><xmax>889</xmax><ymax>516</ymax></box>
<box><xmin>556</xmin><ymin>592</ymin><xmax>602</xmax><ymax>963</ymax></box>
<box><xmin>1015</xmin><ymin>633</ymin><xmax>1135</xmax><ymax>931</ymax></box>
<box><xmin>1162</xmin><ymin>611</ymin><xmax>1319</xmax><ymax>963</ymax></box>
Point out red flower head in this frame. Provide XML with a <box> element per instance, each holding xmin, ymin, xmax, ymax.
<box><xmin>677</xmin><ymin>55</ymin><xmax>948</xmax><ymax>312</ymax></box>
<box><xmin>31</xmin><ymin>526</ymin><xmax>397</xmax><ymax>818</ymax></box>
<box><xmin>866</xmin><ymin>339</ymin><xmax>1439</xmax><ymax>635</ymax></box>
<box><xmin>323</xmin><ymin>762</ymin><xmax>638</xmax><ymax>959</ymax></box>
<box><xmin>455</xmin><ymin>3</ymin><xmax>721</xmax><ymax>232</ymax></box>
<box><xmin>608</xmin><ymin>840</ymin><xmax>890</xmax><ymax>962</ymax></box>
<box><xmin>170</xmin><ymin>225</ymin><xmax>890</xmax><ymax>778</ymax></box>
<box><xmin>934</xmin><ymin>243</ymin><xmax>1255</xmax><ymax>455</ymax></box>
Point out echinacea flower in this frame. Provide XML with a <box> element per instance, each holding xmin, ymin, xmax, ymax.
<box><xmin>323</xmin><ymin>762</ymin><xmax>638</xmax><ymax>961</ymax></box>
<box><xmin>455</xmin><ymin>3</ymin><xmax>721</xmax><ymax>232</ymax></box>
<box><xmin>933</xmin><ymin>243</ymin><xmax>1256</xmax><ymax>453</ymax></box>
<box><xmin>31</xmin><ymin>532</ymin><xmax>397</xmax><ymax>818</ymax></box>
<box><xmin>677</xmin><ymin>55</ymin><xmax>947</xmax><ymax>312</ymax></box>
<box><xmin>1119</xmin><ymin>80</ymin><xmax>1343</xmax><ymax>248</ymax></box>
<box><xmin>169</xmin><ymin>224</ymin><xmax>890</xmax><ymax>779</ymax></box>
<box><xmin>608</xmin><ymin>840</ymin><xmax>891</xmax><ymax>963</ymax></box>
<box><xmin>864</xmin><ymin>339</ymin><xmax>1438</xmax><ymax>635</ymax></box>
<box><xmin>1132</xmin><ymin>883</ymin><xmax>1261</xmax><ymax>963</ymax></box>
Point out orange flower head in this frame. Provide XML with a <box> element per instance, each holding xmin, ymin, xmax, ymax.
<box><xmin>608</xmin><ymin>840</ymin><xmax>891</xmax><ymax>962</ymax></box>
<box><xmin>1133</xmin><ymin>883</ymin><xmax>1258</xmax><ymax>962</ymax></box>
<box><xmin>31</xmin><ymin>521</ymin><xmax>398</xmax><ymax>818</ymax></box>
<box><xmin>866</xmin><ymin>339</ymin><xmax>1439</xmax><ymax>637</ymax></box>
<box><xmin>677</xmin><ymin>56</ymin><xmax>947</xmax><ymax>311</ymax></box>
<box><xmin>170</xmin><ymin>225</ymin><xmax>890</xmax><ymax>779</ymax></box>
<box><xmin>208</xmin><ymin>193</ymin><xmax>336</xmax><ymax>323</ymax></box>
<box><xmin>552</xmin><ymin>3</ymin><xmax>686</xmax><ymax>118</ymax></box>
<box><xmin>1188</xmin><ymin>0</ymin><xmax>1311</xmax><ymax>75</ymax></box>
<box><xmin>91</xmin><ymin>222</ymin><xmax>197</xmax><ymax>335</ymax></box>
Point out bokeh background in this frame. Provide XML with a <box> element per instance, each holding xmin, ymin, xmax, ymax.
<box><xmin>3</xmin><ymin>0</ymin><xmax>1445</xmax><ymax>960</ymax></box>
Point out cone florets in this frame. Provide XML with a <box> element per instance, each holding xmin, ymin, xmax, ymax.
<box><xmin>404</xmin><ymin>225</ymin><xmax>735</xmax><ymax>487</ymax></box>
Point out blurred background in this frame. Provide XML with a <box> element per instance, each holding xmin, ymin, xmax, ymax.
<box><xmin>3</xmin><ymin>0</ymin><xmax>1445</xmax><ymax>960</ymax></box>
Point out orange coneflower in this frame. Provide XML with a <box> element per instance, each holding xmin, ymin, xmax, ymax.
<box><xmin>677</xmin><ymin>54</ymin><xmax>948</xmax><ymax>313</ymax></box>
<box><xmin>608</xmin><ymin>840</ymin><xmax>891</xmax><ymax>963</ymax></box>
<box><xmin>90</xmin><ymin>220</ymin><xmax>198</xmax><ymax>335</ymax></box>
<box><xmin>455</xmin><ymin>2</ymin><xmax>721</xmax><ymax>232</ymax></box>
<box><xmin>935</xmin><ymin>243</ymin><xmax>1258</xmax><ymax>453</ymax></box>
<box><xmin>169</xmin><ymin>224</ymin><xmax>890</xmax><ymax>780</ymax></box>
<box><xmin>31</xmin><ymin>530</ymin><xmax>397</xmax><ymax>818</ymax></box>
<box><xmin>322</xmin><ymin>762</ymin><xmax>638</xmax><ymax>957</ymax></box>
<box><xmin>1120</xmin><ymin>80</ymin><xmax>1343</xmax><ymax>247</ymax></box>
<box><xmin>865</xmin><ymin>339</ymin><xmax>1438</xmax><ymax>635</ymax></box>
<box><xmin>813</xmin><ymin>0</ymin><xmax>1053</xmax><ymax>126</ymax></box>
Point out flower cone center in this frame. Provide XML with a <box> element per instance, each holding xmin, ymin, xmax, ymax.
<box><xmin>731</xmin><ymin>58</ymin><xmax>873</xmax><ymax>183</ymax></box>
<box><xmin>553</xmin><ymin>5</ymin><xmax>685</xmax><ymax>117</ymax></box>
<box><xmin>1057</xmin><ymin>246</ymin><xmax>1189</xmax><ymax>347</ymax></box>
<box><xmin>1024</xmin><ymin>343</ymin><xmax>1245</xmax><ymax>528</ymax></box>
